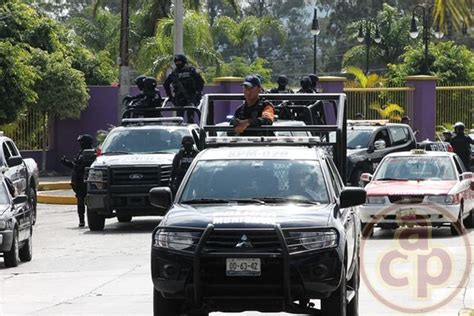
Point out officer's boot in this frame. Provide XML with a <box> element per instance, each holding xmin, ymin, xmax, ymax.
<box><xmin>77</xmin><ymin>196</ymin><xmax>86</xmax><ymax>227</ymax></box>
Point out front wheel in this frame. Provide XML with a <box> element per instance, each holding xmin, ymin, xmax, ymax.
<box><xmin>451</xmin><ymin>205</ymin><xmax>465</xmax><ymax>236</ymax></box>
<box><xmin>321</xmin><ymin>264</ymin><xmax>347</xmax><ymax>316</ymax></box>
<box><xmin>347</xmin><ymin>258</ymin><xmax>359</xmax><ymax>316</ymax></box>
<box><xmin>153</xmin><ymin>288</ymin><xmax>181</xmax><ymax>316</ymax></box>
<box><xmin>28</xmin><ymin>186</ymin><xmax>37</xmax><ymax>225</ymax></box>
<box><xmin>463</xmin><ymin>209</ymin><xmax>474</xmax><ymax>229</ymax></box>
<box><xmin>117</xmin><ymin>215</ymin><xmax>132</xmax><ymax>223</ymax></box>
<box><xmin>19</xmin><ymin>229</ymin><xmax>33</xmax><ymax>262</ymax></box>
<box><xmin>87</xmin><ymin>209</ymin><xmax>105</xmax><ymax>231</ymax></box>
<box><xmin>4</xmin><ymin>229</ymin><xmax>20</xmax><ymax>267</ymax></box>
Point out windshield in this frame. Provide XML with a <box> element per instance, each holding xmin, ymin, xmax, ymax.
<box><xmin>0</xmin><ymin>182</ymin><xmax>10</xmax><ymax>204</ymax></box>
<box><xmin>101</xmin><ymin>127</ymin><xmax>190</xmax><ymax>154</ymax></box>
<box><xmin>374</xmin><ymin>156</ymin><xmax>457</xmax><ymax>181</ymax></box>
<box><xmin>180</xmin><ymin>160</ymin><xmax>329</xmax><ymax>204</ymax></box>
<box><xmin>347</xmin><ymin>130</ymin><xmax>372</xmax><ymax>149</ymax></box>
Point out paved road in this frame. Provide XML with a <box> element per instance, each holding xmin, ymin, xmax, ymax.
<box><xmin>1</xmin><ymin>204</ymin><xmax>473</xmax><ymax>315</ymax></box>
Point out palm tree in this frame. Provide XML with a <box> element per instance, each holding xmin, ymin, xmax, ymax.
<box><xmin>137</xmin><ymin>11</ymin><xmax>223</xmax><ymax>77</ymax></box>
<box><xmin>433</xmin><ymin>0</ymin><xmax>472</xmax><ymax>32</ymax></box>
<box><xmin>342</xmin><ymin>66</ymin><xmax>384</xmax><ymax>88</ymax></box>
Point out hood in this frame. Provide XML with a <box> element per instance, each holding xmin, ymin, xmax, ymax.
<box><xmin>91</xmin><ymin>153</ymin><xmax>175</xmax><ymax>167</ymax></box>
<box><xmin>347</xmin><ymin>148</ymin><xmax>367</xmax><ymax>156</ymax></box>
<box><xmin>0</xmin><ymin>204</ymin><xmax>10</xmax><ymax>215</ymax></box>
<box><xmin>366</xmin><ymin>180</ymin><xmax>457</xmax><ymax>196</ymax></box>
<box><xmin>161</xmin><ymin>204</ymin><xmax>333</xmax><ymax>229</ymax></box>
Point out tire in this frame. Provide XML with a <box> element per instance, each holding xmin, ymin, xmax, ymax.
<box><xmin>28</xmin><ymin>186</ymin><xmax>37</xmax><ymax>225</ymax></box>
<box><xmin>117</xmin><ymin>215</ymin><xmax>132</xmax><ymax>223</ymax></box>
<box><xmin>347</xmin><ymin>258</ymin><xmax>359</xmax><ymax>316</ymax></box>
<box><xmin>19</xmin><ymin>229</ymin><xmax>33</xmax><ymax>262</ymax></box>
<box><xmin>87</xmin><ymin>209</ymin><xmax>105</xmax><ymax>231</ymax></box>
<box><xmin>4</xmin><ymin>229</ymin><xmax>20</xmax><ymax>268</ymax></box>
<box><xmin>322</xmin><ymin>264</ymin><xmax>347</xmax><ymax>316</ymax></box>
<box><xmin>450</xmin><ymin>205</ymin><xmax>465</xmax><ymax>236</ymax></box>
<box><xmin>463</xmin><ymin>209</ymin><xmax>474</xmax><ymax>229</ymax></box>
<box><xmin>153</xmin><ymin>288</ymin><xmax>181</xmax><ymax>316</ymax></box>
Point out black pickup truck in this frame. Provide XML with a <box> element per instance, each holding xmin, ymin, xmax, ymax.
<box><xmin>149</xmin><ymin>93</ymin><xmax>366</xmax><ymax>316</ymax></box>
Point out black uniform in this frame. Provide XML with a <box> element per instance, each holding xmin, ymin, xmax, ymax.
<box><xmin>163</xmin><ymin>55</ymin><xmax>204</xmax><ymax>122</ymax></box>
<box><xmin>170</xmin><ymin>136</ymin><xmax>199</xmax><ymax>194</ymax></box>
<box><xmin>233</xmin><ymin>98</ymin><xmax>274</xmax><ymax>136</ymax></box>
<box><xmin>450</xmin><ymin>133</ymin><xmax>473</xmax><ymax>170</ymax></box>
<box><xmin>61</xmin><ymin>135</ymin><xmax>94</xmax><ymax>227</ymax></box>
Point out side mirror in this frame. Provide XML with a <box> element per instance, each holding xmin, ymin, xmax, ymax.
<box><xmin>149</xmin><ymin>187</ymin><xmax>172</xmax><ymax>210</ymax></box>
<box><xmin>470</xmin><ymin>180</ymin><xmax>474</xmax><ymax>191</ymax></box>
<box><xmin>13</xmin><ymin>195</ymin><xmax>28</xmax><ymax>204</ymax></box>
<box><xmin>7</xmin><ymin>156</ymin><xmax>23</xmax><ymax>167</ymax></box>
<box><xmin>360</xmin><ymin>173</ymin><xmax>372</xmax><ymax>183</ymax></box>
<box><xmin>374</xmin><ymin>140</ymin><xmax>386</xmax><ymax>150</ymax></box>
<box><xmin>340</xmin><ymin>187</ymin><xmax>367</xmax><ymax>209</ymax></box>
<box><xmin>460</xmin><ymin>172</ymin><xmax>473</xmax><ymax>181</ymax></box>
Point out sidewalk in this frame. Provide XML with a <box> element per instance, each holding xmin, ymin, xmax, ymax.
<box><xmin>38</xmin><ymin>176</ymin><xmax>76</xmax><ymax>205</ymax></box>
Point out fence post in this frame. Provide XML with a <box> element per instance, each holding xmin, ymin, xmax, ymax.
<box><xmin>405</xmin><ymin>75</ymin><xmax>438</xmax><ymax>141</ymax></box>
<box><xmin>318</xmin><ymin>76</ymin><xmax>346</xmax><ymax>93</ymax></box>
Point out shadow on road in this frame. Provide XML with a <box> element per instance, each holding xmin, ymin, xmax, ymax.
<box><xmin>369</xmin><ymin>226</ymin><xmax>473</xmax><ymax>240</ymax></box>
<box><xmin>82</xmin><ymin>218</ymin><xmax>162</xmax><ymax>235</ymax></box>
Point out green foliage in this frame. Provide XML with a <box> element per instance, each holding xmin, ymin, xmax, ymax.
<box><xmin>387</xmin><ymin>41</ymin><xmax>474</xmax><ymax>85</ymax></box>
<box><xmin>342</xmin><ymin>66</ymin><xmax>384</xmax><ymax>88</ymax></box>
<box><xmin>203</xmin><ymin>57</ymin><xmax>273</xmax><ymax>85</ymax></box>
<box><xmin>30</xmin><ymin>49</ymin><xmax>89</xmax><ymax>119</ymax></box>
<box><xmin>370</xmin><ymin>102</ymin><xmax>404</xmax><ymax>121</ymax></box>
<box><xmin>67</xmin><ymin>44</ymin><xmax>117</xmax><ymax>85</ymax></box>
<box><xmin>0</xmin><ymin>42</ymin><xmax>38</xmax><ymax>124</ymax></box>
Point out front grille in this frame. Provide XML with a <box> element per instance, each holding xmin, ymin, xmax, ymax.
<box><xmin>160</xmin><ymin>164</ymin><xmax>172</xmax><ymax>186</ymax></box>
<box><xmin>389</xmin><ymin>195</ymin><xmax>424</xmax><ymax>204</ymax></box>
<box><xmin>110</xmin><ymin>166</ymin><xmax>160</xmax><ymax>185</ymax></box>
<box><xmin>203</xmin><ymin>230</ymin><xmax>282</xmax><ymax>253</ymax></box>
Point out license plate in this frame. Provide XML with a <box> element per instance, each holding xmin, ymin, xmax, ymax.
<box><xmin>226</xmin><ymin>258</ymin><xmax>261</xmax><ymax>276</ymax></box>
<box><xmin>397</xmin><ymin>208</ymin><xmax>416</xmax><ymax>220</ymax></box>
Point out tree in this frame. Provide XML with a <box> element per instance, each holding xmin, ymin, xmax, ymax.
<box><xmin>30</xmin><ymin>49</ymin><xmax>90</xmax><ymax>170</ymax></box>
<box><xmin>386</xmin><ymin>41</ymin><xmax>474</xmax><ymax>85</ymax></box>
<box><xmin>433</xmin><ymin>0</ymin><xmax>472</xmax><ymax>33</ymax></box>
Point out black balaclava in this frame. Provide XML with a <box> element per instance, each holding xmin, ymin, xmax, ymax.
<box><xmin>277</xmin><ymin>75</ymin><xmax>288</xmax><ymax>89</ymax></box>
<box><xmin>182</xmin><ymin>136</ymin><xmax>194</xmax><ymax>151</ymax></box>
<box><xmin>174</xmin><ymin>54</ymin><xmax>187</xmax><ymax>70</ymax></box>
<box><xmin>77</xmin><ymin>134</ymin><xmax>93</xmax><ymax>150</ymax></box>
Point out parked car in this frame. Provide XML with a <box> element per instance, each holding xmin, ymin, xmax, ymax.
<box><xmin>0</xmin><ymin>134</ymin><xmax>39</xmax><ymax>224</ymax></box>
<box><xmin>359</xmin><ymin>149</ymin><xmax>474</xmax><ymax>236</ymax></box>
<box><xmin>0</xmin><ymin>174</ymin><xmax>33</xmax><ymax>267</ymax></box>
<box><xmin>149</xmin><ymin>93</ymin><xmax>366</xmax><ymax>316</ymax></box>
<box><xmin>86</xmin><ymin>114</ymin><xmax>201</xmax><ymax>231</ymax></box>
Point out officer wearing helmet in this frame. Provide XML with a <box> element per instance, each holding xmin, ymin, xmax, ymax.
<box><xmin>134</xmin><ymin>77</ymin><xmax>163</xmax><ymax>110</ymax></box>
<box><xmin>122</xmin><ymin>75</ymin><xmax>147</xmax><ymax>107</ymax></box>
<box><xmin>297</xmin><ymin>76</ymin><xmax>315</xmax><ymax>94</ymax></box>
<box><xmin>308</xmin><ymin>74</ymin><xmax>319</xmax><ymax>93</ymax></box>
<box><xmin>449</xmin><ymin>122</ymin><xmax>474</xmax><ymax>170</ymax></box>
<box><xmin>61</xmin><ymin>134</ymin><xmax>95</xmax><ymax>227</ymax></box>
<box><xmin>163</xmin><ymin>54</ymin><xmax>205</xmax><ymax>123</ymax></box>
<box><xmin>269</xmin><ymin>75</ymin><xmax>294</xmax><ymax>94</ymax></box>
<box><xmin>170</xmin><ymin>136</ymin><xmax>199</xmax><ymax>194</ymax></box>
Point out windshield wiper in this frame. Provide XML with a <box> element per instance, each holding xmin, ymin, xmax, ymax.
<box><xmin>101</xmin><ymin>151</ymin><xmax>131</xmax><ymax>155</ymax></box>
<box><xmin>376</xmin><ymin>178</ymin><xmax>408</xmax><ymax>181</ymax></box>
<box><xmin>258</xmin><ymin>197</ymin><xmax>321</xmax><ymax>205</ymax></box>
<box><xmin>180</xmin><ymin>198</ymin><xmax>265</xmax><ymax>205</ymax></box>
<box><xmin>147</xmin><ymin>151</ymin><xmax>172</xmax><ymax>154</ymax></box>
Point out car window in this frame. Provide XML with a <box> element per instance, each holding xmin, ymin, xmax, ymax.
<box><xmin>6</xmin><ymin>141</ymin><xmax>19</xmax><ymax>156</ymax></box>
<box><xmin>389</xmin><ymin>127</ymin><xmax>409</xmax><ymax>146</ymax></box>
<box><xmin>325</xmin><ymin>158</ymin><xmax>343</xmax><ymax>195</ymax></box>
<box><xmin>453</xmin><ymin>156</ymin><xmax>466</xmax><ymax>173</ymax></box>
<box><xmin>374</xmin><ymin>156</ymin><xmax>457</xmax><ymax>180</ymax></box>
<box><xmin>347</xmin><ymin>130</ymin><xmax>372</xmax><ymax>149</ymax></box>
<box><xmin>180</xmin><ymin>160</ymin><xmax>329</xmax><ymax>203</ymax></box>
<box><xmin>2</xmin><ymin>143</ymin><xmax>11</xmax><ymax>161</ymax></box>
<box><xmin>373</xmin><ymin>128</ymin><xmax>391</xmax><ymax>148</ymax></box>
<box><xmin>101</xmin><ymin>127</ymin><xmax>190</xmax><ymax>154</ymax></box>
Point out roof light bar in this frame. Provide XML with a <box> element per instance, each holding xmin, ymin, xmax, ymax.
<box><xmin>347</xmin><ymin>119</ymin><xmax>388</xmax><ymax>126</ymax></box>
<box><xmin>121</xmin><ymin>117</ymin><xmax>184</xmax><ymax>126</ymax></box>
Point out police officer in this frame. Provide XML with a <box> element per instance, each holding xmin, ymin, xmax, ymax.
<box><xmin>355</xmin><ymin>113</ymin><xmax>365</xmax><ymax>120</ymax></box>
<box><xmin>170</xmin><ymin>136</ymin><xmax>199</xmax><ymax>194</ymax></box>
<box><xmin>449</xmin><ymin>122</ymin><xmax>474</xmax><ymax>170</ymax></box>
<box><xmin>233</xmin><ymin>75</ymin><xmax>275</xmax><ymax>136</ymax></box>
<box><xmin>163</xmin><ymin>54</ymin><xmax>205</xmax><ymax>123</ymax></box>
<box><xmin>123</xmin><ymin>75</ymin><xmax>147</xmax><ymax>107</ymax></box>
<box><xmin>269</xmin><ymin>75</ymin><xmax>294</xmax><ymax>94</ymax></box>
<box><xmin>308</xmin><ymin>74</ymin><xmax>319</xmax><ymax>93</ymax></box>
<box><xmin>61</xmin><ymin>134</ymin><xmax>94</xmax><ymax>227</ymax></box>
<box><xmin>297</xmin><ymin>76</ymin><xmax>315</xmax><ymax>93</ymax></box>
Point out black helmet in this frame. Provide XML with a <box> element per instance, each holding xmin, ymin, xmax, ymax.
<box><xmin>174</xmin><ymin>54</ymin><xmax>188</xmax><ymax>64</ymax></box>
<box><xmin>300</xmin><ymin>76</ymin><xmax>312</xmax><ymax>90</ymax></box>
<box><xmin>77</xmin><ymin>134</ymin><xmax>93</xmax><ymax>147</ymax></box>
<box><xmin>134</xmin><ymin>75</ymin><xmax>146</xmax><ymax>90</ymax></box>
<box><xmin>308</xmin><ymin>74</ymin><xmax>319</xmax><ymax>87</ymax></box>
<box><xmin>254</xmin><ymin>73</ymin><xmax>264</xmax><ymax>84</ymax></box>
<box><xmin>277</xmin><ymin>75</ymin><xmax>288</xmax><ymax>86</ymax></box>
<box><xmin>454</xmin><ymin>122</ymin><xmax>465</xmax><ymax>130</ymax></box>
<box><xmin>181</xmin><ymin>136</ymin><xmax>194</xmax><ymax>145</ymax></box>
<box><xmin>143</xmin><ymin>77</ymin><xmax>157</xmax><ymax>91</ymax></box>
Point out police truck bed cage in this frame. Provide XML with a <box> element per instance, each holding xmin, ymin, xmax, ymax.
<box><xmin>199</xmin><ymin>93</ymin><xmax>347</xmax><ymax>182</ymax></box>
<box><xmin>121</xmin><ymin>106</ymin><xmax>201</xmax><ymax>120</ymax></box>
<box><xmin>121</xmin><ymin>117</ymin><xmax>185</xmax><ymax>126</ymax></box>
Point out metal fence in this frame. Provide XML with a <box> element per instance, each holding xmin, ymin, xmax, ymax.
<box><xmin>0</xmin><ymin>109</ymin><xmax>47</xmax><ymax>150</ymax></box>
<box><xmin>436</xmin><ymin>83</ymin><xmax>474</xmax><ymax>130</ymax></box>
<box><xmin>343</xmin><ymin>87</ymin><xmax>415</xmax><ymax>121</ymax></box>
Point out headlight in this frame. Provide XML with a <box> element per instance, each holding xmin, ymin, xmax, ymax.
<box><xmin>88</xmin><ymin>169</ymin><xmax>103</xmax><ymax>182</ymax></box>
<box><xmin>426</xmin><ymin>195</ymin><xmax>455</xmax><ymax>204</ymax></box>
<box><xmin>286</xmin><ymin>230</ymin><xmax>338</xmax><ymax>252</ymax></box>
<box><xmin>153</xmin><ymin>230</ymin><xmax>201</xmax><ymax>251</ymax></box>
<box><xmin>366</xmin><ymin>196</ymin><xmax>386</xmax><ymax>204</ymax></box>
<box><xmin>0</xmin><ymin>219</ymin><xmax>6</xmax><ymax>230</ymax></box>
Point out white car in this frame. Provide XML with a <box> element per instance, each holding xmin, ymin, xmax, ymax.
<box><xmin>359</xmin><ymin>149</ymin><xmax>474</xmax><ymax>236</ymax></box>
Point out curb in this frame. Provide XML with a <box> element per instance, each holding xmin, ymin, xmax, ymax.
<box><xmin>38</xmin><ymin>181</ymin><xmax>71</xmax><ymax>191</ymax></box>
<box><xmin>37</xmin><ymin>191</ymin><xmax>77</xmax><ymax>205</ymax></box>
